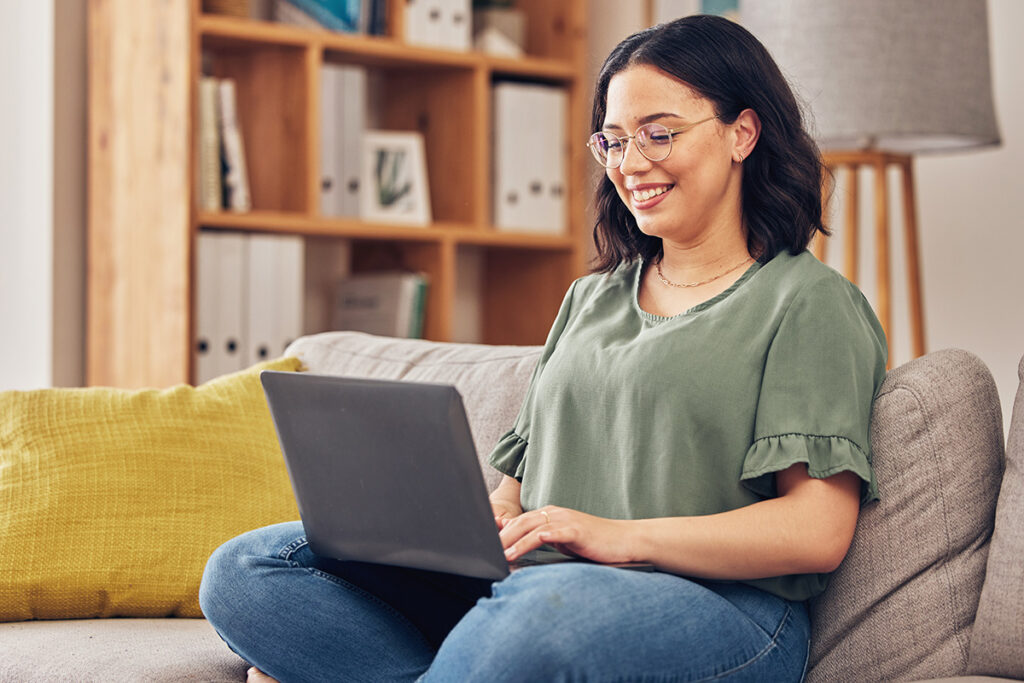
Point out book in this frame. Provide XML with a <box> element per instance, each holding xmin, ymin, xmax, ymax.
<box><xmin>273</xmin><ymin>0</ymin><xmax>324</xmax><ymax>29</ymax></box>
<box><xmin>198</xmin><ymin>77</ymin><xmax>223</xmax><ymax>211</ymax></box>
<box><xmin>332</xmin><ymin>272</ymin><xmax>429</xmax><ymax>338</ymax></box>
<box><xmin>216</xmin><ymin>79</ymin><xmax>252</xmax><ymax>211</ymax></box>
<box><xmin>278</xmin><ymin>0</ymin><xmax>365</xmax><ymax>33</ymax></box>
<box><xmin>367</xmin><ymin>0</ymin><xmax>388</xmax><ymax>35</ymax></box>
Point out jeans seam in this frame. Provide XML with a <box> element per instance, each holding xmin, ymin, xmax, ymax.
<box><xmin>276</xmin><ymin>536</ymin><xmax>309</xmax><ymax>564</ymax></box>
<box><xmin>699</xmin><ymin>604</ymin><xmax>792</xmax><ymax>682</ymax></box>
<box><xmin>275</xmin><ymin>536</ymin><xmax>434</xmax><ymax>653</ymax></box>
<box><xmin>310</xmin><ymin>569</ymin><xmax>436</xmax><ymax>652</ymax></box>
<box><xmin>591</xmin><ymin>604</ymin><xmax>796</xmax><ymax>683</ymax></box>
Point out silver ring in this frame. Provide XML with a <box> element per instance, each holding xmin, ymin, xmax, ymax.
<box><xmin>540</xmin><ymin>510</ymin><xmax>551</xmax><ymax>525</ymax></box>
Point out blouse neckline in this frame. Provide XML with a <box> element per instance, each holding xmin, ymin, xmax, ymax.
<box><xmin>631</xmin><ymin>256</ymin><xmax>764</xmax><ymax>323</ymax></box>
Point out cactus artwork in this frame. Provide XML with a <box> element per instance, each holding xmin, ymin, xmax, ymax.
<box><xmin>375</xmin><ymin>149</ymin><xmax>413</xmax><ymax>209</ymax></box>
<box><xmin>362</xmin><ymin>131</ymin><xmax>431</xmax><ymax>225</ymax></box>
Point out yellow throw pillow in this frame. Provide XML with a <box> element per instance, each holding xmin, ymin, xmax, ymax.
<box><xmin>0</xmin><ymin>357</ymin><xmax>303</xmax><ymax>621</ymax></box>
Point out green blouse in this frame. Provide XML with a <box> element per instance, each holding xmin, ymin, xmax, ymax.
<box><xmin>487</xmin><ymin>250</ymin><xmax>887</xmax><ymax>601</ymax></box>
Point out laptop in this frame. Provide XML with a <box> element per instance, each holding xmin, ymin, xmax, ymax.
<box><xmin>260</xmin><ymin>371</ymin><xmax>653</xmax><ymax>580</ymax></box>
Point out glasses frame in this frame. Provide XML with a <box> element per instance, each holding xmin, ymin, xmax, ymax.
<box><xmin>587</xmin><ymin>116</ymin><xmax>721</xmax><ymax>169</ymax></box>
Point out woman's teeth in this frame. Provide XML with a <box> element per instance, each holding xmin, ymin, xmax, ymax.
<box><xmin>633</xmin><ymin>186</ymin><xmax>671</xmax><ymax>202</ymax></box>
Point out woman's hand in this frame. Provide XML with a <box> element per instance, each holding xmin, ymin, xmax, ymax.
<box><xmin>490</xmin><ymin>499</ymin><xmax>522</xmax><ymax>529</ymax></box>
<box><xmin>500</xmin><ymin>506</ymin><xmax>638</xmax><ymax>565</ymax></box>
<box><xmin>489</xmin><ymin>475</ymin><xmax>524</xmax><ymax>529</ymax></box>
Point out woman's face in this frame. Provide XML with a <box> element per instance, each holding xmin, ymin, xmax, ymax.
<box><xmin>602</xmin><ymin>64</ymin><xmax>742</xmax><ymax>246</ymax></box>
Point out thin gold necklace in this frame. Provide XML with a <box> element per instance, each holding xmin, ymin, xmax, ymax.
<box><xmin>655</xmin><ymin>255</ymin><xmax>755</xmax><ymax>288</ymax></box>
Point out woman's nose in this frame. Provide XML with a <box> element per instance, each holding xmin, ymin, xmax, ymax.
<box><xmin>617</xmin><ymin>138</ymin><xmax>653</xmax><ymax>175</ymax></box>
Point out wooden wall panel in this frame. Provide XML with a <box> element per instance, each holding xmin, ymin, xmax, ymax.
<box><xmin>87</xmin><ymin>0</ymin><xmax>193</xmax><ymax>387</ymax></box>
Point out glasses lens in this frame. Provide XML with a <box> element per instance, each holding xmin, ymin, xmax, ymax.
<box><xmin>589</xmin><ymin>132</ymin><xmax>621</xmax><ymax>167</ymax></box>
<box><xmin>636</xmin><ymin>123</ymin><xmax>673</xmax><ymax>161</ymax></box>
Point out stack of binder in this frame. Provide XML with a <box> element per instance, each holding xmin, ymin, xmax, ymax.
<box><xmin>492</xmin><ymin>82</ymin><xmax>568</xmax><ymax>234</ymax></box>
<box><xmin>320</xmin><ymin>63</ymin><xmax>367</xmax><ymax>217</ymax></box>
<box><xmin>195</xmin><ymin>232</ymin><xmax>305</xmax><ymax>384</ymax></box>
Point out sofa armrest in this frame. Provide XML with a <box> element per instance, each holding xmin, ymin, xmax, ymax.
<box><xmin>967</xmin><ymin>352</ymin><xmax>1024</xmax><ymax>679</ymax></box>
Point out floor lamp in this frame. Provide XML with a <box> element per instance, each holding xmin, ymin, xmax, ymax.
<box><xmin>744</xmin><ymin>0</ymin><xmax>1001</xmax><ymax>365</ymax></box>
<box><xmin>813</xmin><ymin>152</ymin><xmax>923</xmax><ymax>362</ymax></box>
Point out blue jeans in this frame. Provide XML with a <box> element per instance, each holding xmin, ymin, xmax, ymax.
<box><xmin>200</xmin><ymin>522</ymin><xmax>810</xmax><ymax>682</ymax></box>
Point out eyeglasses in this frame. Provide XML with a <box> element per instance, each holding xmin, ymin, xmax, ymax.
<box><xmin>587</xmin><ymin>116</ymin><xmax>720</xmax><ymax>169</ymax></box>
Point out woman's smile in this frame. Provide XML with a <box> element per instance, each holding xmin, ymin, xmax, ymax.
<box><xmin>628</xmin><ymin>183</ymin><xmax>675</xmax><ymax>208</ymax></box>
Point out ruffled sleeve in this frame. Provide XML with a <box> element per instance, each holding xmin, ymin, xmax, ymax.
<box><xmin>742</xmin><ymin>434</ymin><xmax>879</xmax><ymax>504</ymax></box>
<box><xmin>488</xmin><ymin>430</ymin><xmax>529</xmax><ymax>480</ymax></box>
<box><xmin>740</xmin><ymin>271</ymin><xmax>887</xmax><ymax>504</ymax></box>
<box><xmin>485</xmin><ymin>279</ymin><xmax>580</xmax><ymax>481</ymax></box>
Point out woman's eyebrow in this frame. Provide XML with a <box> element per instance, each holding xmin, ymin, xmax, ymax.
<box><xmin>603</xmin><ymin>112</ymin><xmax>685</xmax><ymax>131</ymax></box>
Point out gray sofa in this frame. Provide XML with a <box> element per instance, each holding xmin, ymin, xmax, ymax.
<box><xmin>2</xmin><ymin>331</ymin><xmax>1023</xmax><ymax>682</ymax></box>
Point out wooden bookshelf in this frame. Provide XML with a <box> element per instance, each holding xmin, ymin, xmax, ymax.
<box><xmin>88</xmin><ymin>0</ymin><xmax>588</xmax><ymax>388</ymax></box>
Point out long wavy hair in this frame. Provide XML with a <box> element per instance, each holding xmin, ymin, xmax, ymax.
<box><xmin>590</xmin><ymin>15</ymin><xmax>829</xmax><ymax>273</ymax></box>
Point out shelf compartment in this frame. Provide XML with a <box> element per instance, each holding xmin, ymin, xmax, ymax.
<box><xmin>202</xmin><ymin>39</ymin><xmax>311</xmax><ymax>212</ymax></box>
<box><xmin>349</xmin><ymin>239</ymin><xmax>454</xmax><ymax>341</ymax></box>
<box><xmin>480</xmin><ymin>247</ymin><xmax>575</xmax><ymax>345</ymax></box>
<box><xmin>375</xmin><ymin>67</ymin><xmax>483</xmax><ymax>226</ymax></box>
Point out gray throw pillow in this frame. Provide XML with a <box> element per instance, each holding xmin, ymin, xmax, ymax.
<box><xmin>807</xmin><ymin>349</ymin><xmax>1004</xmax><ymax>682</ymax></box>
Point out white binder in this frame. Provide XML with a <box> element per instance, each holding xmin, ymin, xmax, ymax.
<box><xmin>340</xmin><ymin>66</ymin><xmax>367</xmax><ymax>216</ymax></box>
<box><xmin>321</xmin><ymin>64</ymin><xmax>366</xmax><ymax>217</ymax></box>
<box><xmin>246</xmin><ymin>234</ymin><xmax>305</xmax><ymax>366</ymax></box>
<box><xmin>539</xmin><ymin>86</ymin><xmax>568</xmax><ymax>234</ymax></box>
<box><xmin>275</xmin><ymin>236</ymin><xmax>306</xmax><ymax>354</ymax></box>
<box><xmin>195</xmin><ymin>232</ymin><xmax>220</xmax><ymax>384</ymax></box>
<box><xmin>493</xmin><ymin>82</ymin><xmax>528</xmax><ymax>230</ymax></box>
<box><xmin>320</xmin><ymin>65</ymin><xmax>343</xmax><ymax>216</ymax></box>
<box><xmin>441</xmin><ymin>0</ymin><xmax>471</xmax><ymax>51</ymax></box>
<box><xmin>195</xmin><ymin>232</ymin><xmax>248</xmax><ymax>384</ymax></box>
<box><xmin>404</xmin><ymin>0</ymin><xmax>427</xmax><ymax>45</ymax></box>
<box><xmin>493</xmin><ymin>83</ymin><xmax>568</xmax><ymax>234</ymax></box>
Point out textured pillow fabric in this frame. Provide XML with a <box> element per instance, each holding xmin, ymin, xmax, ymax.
<box><xmin>807</xmin><ymin>349</ymin><xmax>1004</xmax><ymax>682</ymax></box>
<box><xmin>285</xmin><ymin>331</ymin><xmax>542</xmax><ymax>492</ymax></box>
<box><xmin>968</xmin><ymin>353</ymin><xmax>1024</xmax><ymax>678</ymax></box>
<box><xmin>0</xmin><ymin>357</ymin><xmax>302</xmax><ymax>622</ymax></box>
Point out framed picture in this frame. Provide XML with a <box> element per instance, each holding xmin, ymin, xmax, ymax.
<box><xmin>360</xmin><ymin>131</ymin><xmax>432</xmax><ymax>226</ymax></box>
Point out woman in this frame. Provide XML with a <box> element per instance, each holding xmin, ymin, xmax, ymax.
<box><xmin>201</xmin><ymin>14</ymin><xmax>886</xmax><ymax>682</ymax></box>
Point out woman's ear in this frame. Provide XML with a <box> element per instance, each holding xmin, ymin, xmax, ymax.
<box><xmin>732</xmin><ymin>108</ymin><xmax>761</xmax><ymax>163</ymax></box>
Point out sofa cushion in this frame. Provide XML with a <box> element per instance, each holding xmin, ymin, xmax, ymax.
<box><xmin>807</xmin><ymin>349</ymin><xmax>1004</xmax><ymax>682</ymax></box>
<box><xmin>0</xmin><ymin>618</ymin><xmax>247</xmax><ymax>682</ymax></box>
<box><xmin>967</xmin><ymin>353</ymin><xmax>1024</xmax><ymax>678</ymax></box>
<box><xmin>285</xmin><ymin>331</ymin><xmax>542</xmax><ymax>492</ymax></box>
<box><xmin>0</xmin><ymin>357</ymin><xmax>302</xmax><ymax>622</ymax></box>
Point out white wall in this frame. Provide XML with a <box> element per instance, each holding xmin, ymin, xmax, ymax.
<box><xmin>916</xmin><ymin>0</ymin><xmax>1024</xmax><ymax>431</ymax></box>
<box><xmin>0</xmin><ymin>0</ymin><xmax>85</xmax><ymax>390</ymax></box>
<box><xmin>0</xmin><ymin>2</ymin><xmax>56</xmax><ymax>390</ymax></box>
<box><xmin>592</xmin><ymin>0</ymin><xmax>1024</xmax><ymax>430</ymax></box>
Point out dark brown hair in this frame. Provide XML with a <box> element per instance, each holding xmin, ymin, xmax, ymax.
<box><xmin>591</xmin><ymin>15</ymin><xmax>829</xmax><ymax>272</ymax></box>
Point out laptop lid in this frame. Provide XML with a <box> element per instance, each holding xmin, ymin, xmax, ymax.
<box><xmin>260</xmin><ymin>371</ymin><xmax>510</xmax><ymax>581</ymax></box>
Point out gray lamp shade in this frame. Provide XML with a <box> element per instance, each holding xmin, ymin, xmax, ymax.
<box><xmin>742</xmin><ymin>0</ymin><xmax>1001</xmax><ymax>154</ymax></box>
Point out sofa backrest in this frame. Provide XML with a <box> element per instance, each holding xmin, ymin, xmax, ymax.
<box><xmin>285</xmin><ymin>332</ymin><xmax>542</xmax><ymax>493</ymax></box>
<box><xmin>967</xmin><ymin>353</ymin><xmax>1024</xmax><ymax>679</ymax></box>
<box><xmin>807</xmin><ymin>349</ymin><xmax>1005</xmax><ymax>683</ymax></box>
